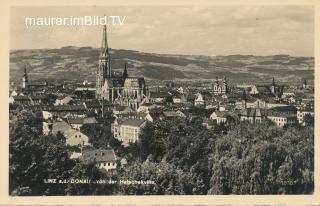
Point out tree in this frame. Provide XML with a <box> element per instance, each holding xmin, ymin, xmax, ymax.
<box><xmin>303</xmin><ymin>113</ymin><xmax>314</xmax><ymax>126</ymax></box>
<box><xmin>9</xmin><ymin>110</ymin><xmax>76</xmax><ymax>195</ymax></box>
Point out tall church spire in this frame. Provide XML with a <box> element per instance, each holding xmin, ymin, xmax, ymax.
<box><xmin>99</xmin><ymin>23</ymin><xmax>111</xmax><ymax>77</ymax></box>
<box><xmin>272</xmin><ymin>77</ymin><xmax>275</xmax><ymax>86</ymax></box>
<box><xmin>96</xmin><ymin>24</ymin><xmax>112</xmax><ymax>99</ymax></box>
<box><xmin>123</xmin><ymin>63</ymin><xmax>128</xmax><ymax>79</ymax></box>
<box><xmin>100</xmin><ymin>24</ymin><xmax>109</xmax><ymax>57</ymax></box>
<box><xmin>22</xmin><ymin>65</ymin><xmax>28</xmax><ymax>89</ymax></box>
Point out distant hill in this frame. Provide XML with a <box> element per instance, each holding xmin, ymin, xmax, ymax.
<box><xmin>10</xmin><ymin>47</ymin><xmax>314</xmax><ymax>85</ymax></box>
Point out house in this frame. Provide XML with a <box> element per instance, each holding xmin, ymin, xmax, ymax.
<box><xmin>267</xmin><ymin>114</ymin><xmax>296</xmax><ymax>128</ymax></box>
<box><xmin>210</xmin><ymin>111</ymin><xmax>230</xmax><ymax>125</ymax></box>
<box><xmin>162</xmin><ymin>110</ymin><xmax>186</xmax><ymax>119</ymax></box>
<box><xmin>113</xmin><ymin>105</ymin><xmax>134</xmax><ymax>115</ymax></box>
<box><xmin>115</xmin><ymin>112</ymin><xmax>153</xmax><ymax>123</ymax></box>
<box><xmin>266</xmin><ymin>106</ymin><xmax>297</xmax><ymax>127</ymax></box>
<box><xmin>172</xmin><ymin>93</ymin><xmax>187</xmax><ymax>104</ymax></box>
<box><xmin>249</xmin><ymin>85</ymin><xmax>259</xmax><ymax>95</ymax></box>
<box><xmin>297</xmin><ymin>109</ymin><xmax>314</xmax><ymax>125</ymax></box>
<box><xmin>112</xmin><ymin>118</ymin><xmax>146</xmax><ymax>145</ymax></box>
<box><xmin>137</xmin><ymin>103</ymin><xmax>158</xmax><ymax>113</ymax></box>
<box><xmin>149</xmin><ymin>91</ymin><xmax>170</xmax><ymax>103</ymax></box>
<box><xmin>54</xmin><ymin>95</ymin><xmax>74</xmax><ymax>106</ymax></box>
<box><xmin>194</xmin><ymin>92</ymin><xmax>205</xmax><ymax>106</ymax></box>
<box><xmin>82</xmin><ymin>148</ymin><xmax>117</xmax><ymax>171</ymax></box>
<box><xmin>44</xmin><ymin>120</ymin><xmax>91</xmax><ymax>147</ymax></box>
<box><xmin>66</xmin><ymin>117</ymin><xmax>98</xmax><ymax>130</ymax></box>
<box><xmin>42</xmin><ymin>110</ymin><xmax>53</xmax><ymax>120</ymax></box>
<box><xmin>240</xmin><ymin>108</ymin><xmax>266</xmax><ymax>124</ymax></box>
<box><xmin>9</xmin><ymin>95</ymin><xmax>45</xmax><ymax>105</ymax></box>
<box><xmin>202</xmin><ymin>118</ymin><xmax>214</xmax><ymax>129</ymax></box>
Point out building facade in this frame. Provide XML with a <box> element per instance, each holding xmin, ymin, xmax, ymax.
<box><xmin>212</xmin><ymin>76</ymin><xmax>228</xmax><ymax>95</ymax></box>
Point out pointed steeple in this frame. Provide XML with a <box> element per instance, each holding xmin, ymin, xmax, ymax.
<box><xmin>272</xmin><ymin>77</ymin><xmax>275</xmax><ymax>86</ymax></box>
<box><xmin>242</xmin><ymin>89</ymin><xmax>247</xmax><ymax>109</ymax></box>
<box><xmin>22</xmin><ymin>65</ymin><xmax>28</xmax><ymax>89</ymax></box>
<box><xmin>96</xmin><ymin>24</ymin><xmax>112</xmax><ymax>99</ymax></box>
<box><xmin>23</xmin><ymin>65</ymin><xmax>28</xmax><ymax>79</ymax></box>
<box><xmin>123</xmin><ymin>63</ymin><xmax>128</xmax><ymax>79</ymax></box>
<box><xmin>100</xmin><ymin>23</ymin><xmax>108</xmax><ymax>57</ymax></box>
<box><xmin>242</xmin><ymin>89</ymin><xmax>247</xmax><ymax>100</ymax></box>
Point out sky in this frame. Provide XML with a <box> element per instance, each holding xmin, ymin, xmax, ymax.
<box><xmin>10</xmin><ymin>5</ymin><xmax>314</xmax><ymax>56</ymax></box>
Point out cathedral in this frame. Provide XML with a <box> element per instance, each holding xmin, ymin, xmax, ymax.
<box><xmin>95</xmin><ymin>25</ymin><xmax>149</xmax><ymax>110</ymax></box>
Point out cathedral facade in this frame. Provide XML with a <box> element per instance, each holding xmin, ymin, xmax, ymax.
<box><xmin>95</xmin><ymin>25</ymin><xmax>148</xmax><ymax>110</ymax></box>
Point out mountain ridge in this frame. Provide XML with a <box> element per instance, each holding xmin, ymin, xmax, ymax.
<box><xmin>10</xmin><ymin>47</ymin><xmax>314</xmax><ymax>85</ymax></box>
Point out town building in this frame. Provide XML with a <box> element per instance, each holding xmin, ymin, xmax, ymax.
<box><xmin>112</xmin><ymin>117</ymin><xmax>146</xmax><ymax>145</ymax></box>
<box><xmin>82</xmin><ymin>148</ymin><xmax>117</xmax><ymax>172</ymax></box>
<box><xmin>297</xmin><ymin>109</ymin><xmax>314</xmax><ymax>125</ymax></box>
<box><xmin>43</xmin><ymin>120</ymin><xmax>91</xmax><ymax>147</ymax></box>
<box><xmin>194</xmin><ymin>92</ymin><xmax>205</xmax><ymax>106</ymax></box>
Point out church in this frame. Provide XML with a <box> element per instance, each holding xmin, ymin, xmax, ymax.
<box><xmin>212</xmin><ymin>76</ymin><xmax>228</xmax><ymax>95</ymax></box>
<box><xmin>95</xmin><ymin>25</ymin><xmax>149</xmax><ymax>110</ymax></box>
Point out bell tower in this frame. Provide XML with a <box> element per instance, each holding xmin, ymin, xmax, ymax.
<box><xmin>22</xmin><ymin>65</ymin><xmax>28</xmax><ymax>89</ymax></box>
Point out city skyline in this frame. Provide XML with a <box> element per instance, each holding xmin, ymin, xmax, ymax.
<box><xmin>10</xmin><ymin>5</ymin><xmax>314</xmax><ymax>57</ymax></box>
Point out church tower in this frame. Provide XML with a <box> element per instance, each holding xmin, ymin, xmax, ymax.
<box><xmin>22</xmin><ymin>66</ymin><xmax>28</xmax><ymax>89</ymax></box>
<box><xmin>270</xmin><ymin>77</ymin><xmax>276</xmax><ymax>94</ymax></box>
<box><xmin>242</xmin><ymin>89</ymin><xmax>247</xmax><ymax>109</ymax></box>
<box><xmin>96</xmin><ymin>25</ymin><xmax>111</xmax><ymax>99</ymax></box>
<box><xmin>123</xmin><ymin>63</ymin><xmax>128</xmax><ymax>79</ymax></box>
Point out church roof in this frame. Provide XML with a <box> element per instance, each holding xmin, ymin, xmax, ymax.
<box><xmin>240</xmin><ymin>108</ymin><xmax>267</xmax><ymax>117</ymax></box>
<box><xmin>104</xmin><ymin>77</ymin><xmax>124</xmax><ymax>88</ymax></box>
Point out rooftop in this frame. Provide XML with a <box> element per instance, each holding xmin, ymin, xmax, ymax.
<box><xmin>82</xmin><ymin>149</ymin><xmax>117</xmax><ymax>163</ymax></box>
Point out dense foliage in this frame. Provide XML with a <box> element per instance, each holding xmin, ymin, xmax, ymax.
<box><xmin>9</xmin><ymin>110</ymin><xmax>314</xmax><ymax>195</ymax></box>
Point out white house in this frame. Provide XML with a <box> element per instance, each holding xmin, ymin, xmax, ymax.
<box><xmin>82</xmin><ymin>149</ymin><xmax>117</xmax><ymax>172</ymax></box>
<box><xmin>112</xmin><ymin>118</ymin><xmax>146</xmax><ymax>145</ymax></box>
<box><xmin>44</xmin><ymin>120</ymin><xmax>91</xmax><ymax>147</ymax></box>
<box><xmin>297</xmin><ymin>110</ymin><xmax>314</xmax><ymax>125</ymax></box>
<box><xmin>194</xmin><ymin>92</ymin><xmax>205</xmax><ymax>106</ymax></box>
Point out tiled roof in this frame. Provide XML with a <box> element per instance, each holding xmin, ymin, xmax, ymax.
<box><xmin>49</xmin><ymin>105</ymin><xmax>86</xmax><ymax>112</ymax></box>
<box><xmin>52</xmin><ymin>120</ymin><xmax>77</xmax><ymax>138</ymax></box>
<box><xmin>121</xmin><ymin>118</ymin><xmax>145</xmax><ymax>127</ymax></box>
<box><xmin>67</xmin><ymin>117</ymin><xmax>97</xmax><ymax>124</ymax></box>
<box><xmin>149</xmin><ymin>91</ymin><xmax>170</xmax><ymax>98</ymax></box>
<box><xmin>240</xmin><ymin>108</ymin><xmax>267</xmax><ymax>117</ymax></box>
<box><xmin>82</xmin><ymin>149</ymin><xmax>117</xmax><ymax>163</ymax></box>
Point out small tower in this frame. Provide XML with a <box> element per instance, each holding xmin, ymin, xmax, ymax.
<box><xmin>222</xmin><ymin>76</ymin><xmax>228</xmax><ymax>94</ymax></box>
<box><xmin>123</xmin><ymin>63</ymin><xmax>128</xmax><ymax>79</ymax></box>
<box><xmin>22</xmin><ymin>66</ymin><xmax>28</xmax><ymax>89</ymax></box>
<box><xmin>242</xmin><ymin>89</ymin><xmax>247</xmax><ymax>109</ymax></box>
<box><xmin>270</xmin><ymin>77</ymin><xmax>276</xmax><ymax>94</ymax></box>
<box><xmin>303</xmin><ymin>79</ymin><xmax>308</xmax><ymax>89</ymax></box>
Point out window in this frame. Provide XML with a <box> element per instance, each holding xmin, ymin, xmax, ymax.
<box><xmin>104</xmin><ymin>163</ymin><xmax>106</xmax><ymax>166</ymax></box>
<box><xmin>108</xmin><ymin>162</ymin><xmax>110</xmax><ymax>166</ymax></box>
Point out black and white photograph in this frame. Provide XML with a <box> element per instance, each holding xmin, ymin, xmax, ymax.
<box><xmin>7</xmin><ymin>3</ymin><xmax>315</xmax><ymax>197</ymax></box>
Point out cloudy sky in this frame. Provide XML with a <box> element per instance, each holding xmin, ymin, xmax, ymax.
<box><xmin>10</xmin><ymin>5</ymin><xmax>314</xmax><ymax>56</ymax></box>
